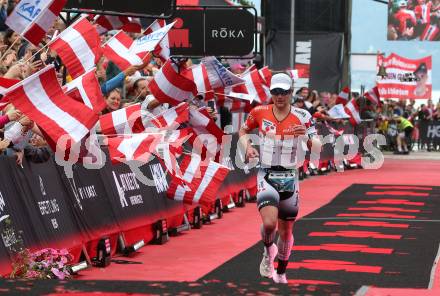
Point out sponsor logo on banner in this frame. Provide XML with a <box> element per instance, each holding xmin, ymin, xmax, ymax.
<box><xmin>112</xmin><ymin>171</ymin><xmax>143</xmax><ymax>208</ymax></box>
<box><xmin>68</xmin><ymin>178</ymin><xmax>99</xmax><ymax>211</ymax></box>
<box><xmin>149</xmin><ymin>164</ymin><xmax>168</xmax><ymax>194</ymax></box>
<box><xmin>169</xmin><ymin>18</ymin><xmax>191</xmax><ymax>48</ymax></box>
<box><xmin>39</xmin><ymin>176</ymin><xmax>46</xmax><ymax>196</ymax></box>
<box><xmin>427</xmin><ymin>125</ymin><xmax>440</xmax><ymax>138</ymax></box>
<box><xmin>16</xmin><ymin>1</ymin><xmax>44</xmax><ymax>22</ymax></box>
<box><xmin>0</xmin><ymin>191</ymin><xmax>7</xmax><ymax>222</ymax></box>
<box><xmin>211</xmin><ymin>28</ymin><xmax>246</xmax><ymax>39</ymax></box>
<box><xmin>376</xmin><ymin>53</ymin><xmax>432</xmax><ymax>99</ymax></box>
<box><xmin>36</xmin><ymin>176</ymin><xmax>60</xmax><ymax>229</ymax></box>
<box><xmin>294</xmin><ymin>40</ymin><xmax>312</xmax><ymax>92</ymax></box>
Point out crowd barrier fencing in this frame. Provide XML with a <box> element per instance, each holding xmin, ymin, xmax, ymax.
<box><xmin>0</xmin><ymin>122</ymin><xmax>375</xmax><ymax>276</ymax></box>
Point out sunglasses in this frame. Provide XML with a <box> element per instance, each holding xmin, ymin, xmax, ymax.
<box><xmin>270</xmin><ymin>88</ymin><xmax>291</xmax><ymax>96</ymax></box>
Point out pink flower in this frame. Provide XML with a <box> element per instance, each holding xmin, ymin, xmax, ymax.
<box><xmin>59</xmin><ymin>249</ymin><xmax>69</xmax><ymax>256</ymax></box>
<box><xmin>51</xmin><ymin>267</ymin><xmax>66</xmax><ymax>280</ymax></box>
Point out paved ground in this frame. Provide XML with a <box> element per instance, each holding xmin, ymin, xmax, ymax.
<box><xmin>384</xmin><ymin>151</ymin><xmax>440</xmax><ymax>160</ymax></box>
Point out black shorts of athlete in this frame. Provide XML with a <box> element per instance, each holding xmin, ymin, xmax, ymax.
<box><xmin>256</xmin><ymin>169</ymin><xmax>299</xmax><ymax>221</ymax></box>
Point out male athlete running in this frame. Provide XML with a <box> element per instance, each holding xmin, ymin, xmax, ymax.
<box><xmin>239</xmin><ymin>73</ymin><xmax>320</xmax><ymax>283</ymax></box>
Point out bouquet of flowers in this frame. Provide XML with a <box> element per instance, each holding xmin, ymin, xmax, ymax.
<box><xmin>10</xmin><ymin>248</ymin><xmax>74</xmax><ymax>280</ymax></box>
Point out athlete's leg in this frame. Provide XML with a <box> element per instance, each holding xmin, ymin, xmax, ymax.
<box><xmin>260</xmin><ymin>206</ymin><xmax>278</xmax><ymax>248</ymax></box>
<box><xmin>276</xmin><ymin>219</ymin><xmax>295</xmax><ymax>273</ymax></box>
<box><xmin>273</xmin><ymin>185</ymin><xmax>299</xmax><ymax>283</ymax></box>
<box><xmin>257</xmin><ymin>169</ymin><xmax>280</xmax><ymax>278</ymax></box>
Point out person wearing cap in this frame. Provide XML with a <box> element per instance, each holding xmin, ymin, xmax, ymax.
<box><xmin>238</xmin><ymin>73</ymin><xmax>320</xmax><ymax>284</ymax></box>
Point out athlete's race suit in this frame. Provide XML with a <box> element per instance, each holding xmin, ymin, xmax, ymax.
<box><xmin>242</xmin><ymin>105</ymin><xmax>317</xmax><ymax>221</ymax></box>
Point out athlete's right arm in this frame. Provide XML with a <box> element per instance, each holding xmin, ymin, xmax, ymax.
<box><xmin>239</xmin><ymin>109</ymin><xmax>259</xmax><ymax>160</ymax></box>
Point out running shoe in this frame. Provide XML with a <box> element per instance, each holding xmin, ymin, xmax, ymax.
<box><xmin>272</xmin><ymin>271</ymin><xmax>288</xmax><ymax>284</ymax></box>
<box><xmin>259</xmin><ymin>244</ymin><xmax>278</xmax><ymax>278</ymax></box>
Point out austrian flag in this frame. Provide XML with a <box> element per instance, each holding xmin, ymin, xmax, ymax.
<box><xmin>167</xmin><ymin>153</ymin><xmax>230</xmax><ymax>206</ymax></box>
<box><xmin>147</xmin><ymin>102</ymin><xmax>190</xmax><ymax>130</ymax></box>
<box><xmin>107</xmin><ymin>133</ymin><xmax>163</xmax><ymax>164</ymax></box>
<box><xmin>6</xmin><ymin>0</ymin><xmax>67</xmax><ymax>46</ymax></box>
<box><xmin>3</xmin><ymin>65</ymin><xmax>98</xmax><ymax>146</ymax></box>
<box><xmin>99</xmin><ymin>104</ymin><xmax>144</xmax><ymax>136</ymax></box>
<box><xmin>103</xmin><ymin>31</ymin><xmax>144</xmax><ymax>71</ymax></box>
<box><xmin>64</xmin><ymin>68</ymin><xmax>106</xmax><ymax>114</ymax></box>
<box><xmin>148</xmin><ymin>60</ymin><xmax>198</xmax><ymax>105</ymax></box>
<box><xmin>50</xmin><ymin>17</ymin><xmax>101</xmax><ymax>79</ymax></box>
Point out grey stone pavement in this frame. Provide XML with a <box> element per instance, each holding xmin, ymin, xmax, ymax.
<box><xmin>383</xmin><ymin>151</ymin><xmax>440</xmax><ymax>160</ymax></box>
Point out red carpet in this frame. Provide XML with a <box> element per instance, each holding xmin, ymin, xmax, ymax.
<box><xmin>77</xmin><ymin>158</ymin><xmax>440</xmax><ymax>285</ymax></box>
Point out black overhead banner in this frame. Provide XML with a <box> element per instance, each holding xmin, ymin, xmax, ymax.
<box><xmin>64</xmin><ymin>0</ymin><xmax>175</xmax><ymax>18</ymax></box>
<box><xmin>267</xmin><ymin>32</ymin><xmax>343</xmax><ymax>94</ymax></box>
<box><xmin>169</xmin><ymin>7</ymin><xmax>256</xmax><ymax>57</ymax></box>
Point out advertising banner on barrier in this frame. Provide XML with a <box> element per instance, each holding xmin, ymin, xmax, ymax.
<box><xmin>419</xmin><ymin>120</ymin><xmax>440</xmax><ymax>145</ymax></box>
<box><xmin>12</xmin><ymin>158</ymin><xmax>83</xmax><ymax>251</ymax></box>
<box><xmin>0</xmin><ymin>158</ymin><xmax>38</xmax><ymax>275</ymax></box>
<box><xmin>218</xmin><ymin>133</ymin><xmax>258</xmax><ymax>197</ymax></box>
<box><xmin>99</xmin><ymin>156</ymin><xmax>184</xmax><ymax>242</ymax></box>
<box><xmin>377</xmin><ymin>53</ymin><xmax>432</xmax><ymax>99</ymax></box>
<box><xmin>57</xmin><ymin>161</ymin><xmax>121</xmax><ymax>244</ymax></box>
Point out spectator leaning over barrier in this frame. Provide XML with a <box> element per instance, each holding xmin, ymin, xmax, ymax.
<box><xmin>392</xmin><ymin>114</ymin><xmax>414</xmax><ymax>155</ymax></box>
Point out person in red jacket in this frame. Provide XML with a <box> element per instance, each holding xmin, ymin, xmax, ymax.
<box><xmin>414</xmin><ymin>0</ymin><xmax>432</xmax><ymax>25</ymax></box>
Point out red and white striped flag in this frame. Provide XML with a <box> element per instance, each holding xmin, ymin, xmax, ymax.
<box><xmin>155</xmin><ymin>128</ymin><xmax>194</xmax><ymax>176</ymax></box>
<box><xmin>103</xmin><ymin>31</ymin><xmax>144</xmax><ymax>71</ymax></box>
<box><xmin>147</xmin><ymin>102</ymin><xmax>190</xmax><ymax>130</ymax></box>
<box><xmin>107</xmin><ymin>133</ymin><xmax>163</xmax><ymax>164</ymax></box>
<box><xmin>344</xmin><ymin>99</ymin><xmax>362</xmax><ymax>126</ymax></box>
<box><xmin>287</xmin><ymin>69</ymin><xmax>299</xmax><ymax>80</ymax></box>
<box><xmin>189</xmin><ymin>107</ymin><xmax>224</xmax><ymax>145</ymax></box>
<box><xmin>336</xmin><ymin>87</ymin><xmax>350</xmax><ymax>105</ymax></box>
<box><xmin>242</xmin><ymin>64</ymin><xmax>257</xmax><ymax>75</ymax></box>
<box><xmin>95</xmin><ymin>15</ymin><xmax>142</xmax><ymax>33</ymax></box>
<box><xmin>0</xmin><ymin>77</ymin><xmax>20</xmax><ymax>96</ymax></box>
<box><xmin>64</xmin><ymin>68</ymin><xmax>106</xmax><ymax>114</ymax></box>
<box><xmin>142</xmin><ymin>19</ymin><xmax>172</xmax><ymax>62</ymax></box>
<box><xmin>99</xmin><ymin>104</ymin><xmax>144</xmax><ymax>136</ymax></box>
<box><xmin>3</xmin><ymin>65</ymin><xmax>98</xmax><ymax>146</ymax></box>
<box><xmin>183</xmin><ymin>64</ymin><xmax>214</xmax><ymax>100</ymax></box>
<box><xmin>364</xmin><ymin>86</ymin><xmax>381</xmax><ymax>106</ymax></box>
<box><xmin>6</xmin><ymin>0</ymin><xmax>67</xmax><ymax>46</ymax></box>
<box><xmin>259</xmin><ymin>66</ymin><xmax>272</xmax><ymax>87</ymax></box>
<box><xmin>202</xmin><ymin>56</ymin><xmax>245</xmax><ymax>89</ymax></box>
<box><xmin>167</xmin><ymin>153</ymin><xmax>230</xmax><ymax>206</ymax></box>
<box><xmin>148</xmin><ymin>60</ymin><xmax>198</xmax><ymax>105</ymax></box>
<box><xmin>188</xmin><ymin>107</ymin><xmax>225</xmax><ymax>160</ymax></box>
<box><xmin>420</xmin><ymin>24</ymin><xmax>440</xmax><ymax>41</ymax></box>
<box><xmin>240</xmin><ymin>70</ymin><xmax>271</xmax><ymax>104</ymax></box>
<box><xmin>131</xmin><ymin>22</ymin><xmax>175</xmax><ymax>60</ymax></box>
<box><xmin>215</xmin><ymin>87</ymin><xmax>253</xmax><ymax>113</ymax></box>
<box><xmin>50</xmin><ymin>17</ymin><xmax>101</xmax><ymax>79</ymax></box>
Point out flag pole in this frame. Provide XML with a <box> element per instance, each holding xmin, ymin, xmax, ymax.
<box><xmin>0</xmin><ymin>38</ymin><xmax>20</xmax><ymax>62</ymax></box>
